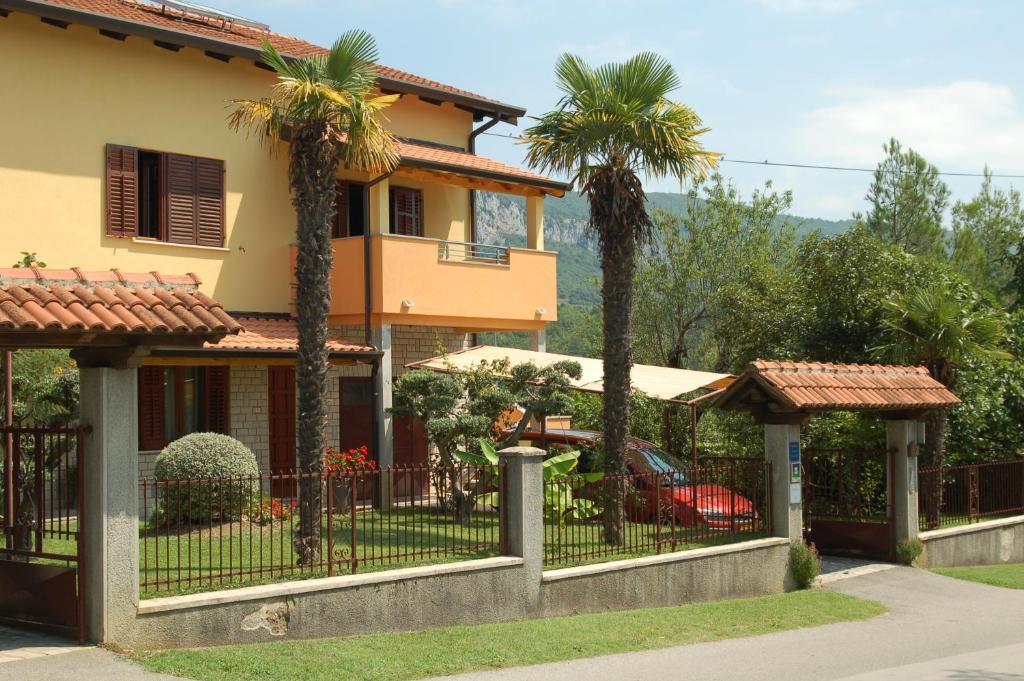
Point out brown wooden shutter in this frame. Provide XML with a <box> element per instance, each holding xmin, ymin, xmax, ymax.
<box><xmin>165</xmin><ymin>154</ymin><xmax>198</xmax><ymax>244</ymax></box>
<box><xmin>203</xmin><ymin>366</ymin><xmax>230</xmax><ymax>434</ymax></box>
<box><xmin>105</xmin><ymin>144</ymin><xmax>138</xmax><ymax>238</ymax></box>
<box><xmin>195</xmin><ymin>158</ymin><xmax>225</xmax><ymax>247</ymax></box>
<box><xmin>138</xmin><ymin>366</ymin><xmax>166</xmax><ymax>450</ymax></box>
<box><xmin>390</xmin><ymin>187</ymin><xmax>422</xmax><ymax>236</ymax></box>
<box><xmin>332</xmin><ymin>180</ymin><xmax>349</xmax><ymax>239</ymax></box>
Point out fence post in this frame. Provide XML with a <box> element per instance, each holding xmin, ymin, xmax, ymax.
<box><xmin>887</xmin><ymin>419</ymin><xmax>920</xmax><ymax>545</ymax></box>
<box><xmin>763</xmin><ymin>424</ymin><xmax>803</xmax><ymax>540</ymax></box>
<box><xmin>498</xmin><ymin>446</ymin><xmax>544</xmax><ymax>611</ymax></box>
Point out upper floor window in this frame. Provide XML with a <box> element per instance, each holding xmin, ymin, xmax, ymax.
<box><xmin>332</xmin><ymin>181</ymin><xmax>367</xmax><ymax>239</ymax></box>
<box><xmin>105</xmin><ymin>144</ymin><xmax>225</xmax><ymax>247</ymax></box>
<box><xmin>389</xmin><ymin>186</ymin><xmax>423</xmax><ymax>237</ymax></box>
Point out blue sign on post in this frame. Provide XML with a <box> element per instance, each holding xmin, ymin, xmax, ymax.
<box><xmin>789</xmin><ymin>441</ymin><xmax>801</xmax><ymax>485</ymax></box>
<box><xmin>788</xmin><ymin>441</ymin><xmax>800</xmax><ymax>464</ymax></box>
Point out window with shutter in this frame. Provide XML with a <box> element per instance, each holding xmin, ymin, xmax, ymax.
<box><xmin>332</xmin><ymin>180</ymin><xmax>348</xmax><ymax>239</ymax></box>
<box><xmin>389</xmin><ymin>187</ymin><xmax>423</xmax><ymax>237</ymax></box>
<box><xmin>203</xmin><ymin>366</ymin><xmax>230</xmax><ymax>434</ymax></box>
<box><xmin>138</xmin><ymin>366</ymin><xmax>166</xmax><ymax>451</ymax></box>
<box><xmin>105</xmin><ymin>144</ymin><xmax>139</xmax><ymax>238</ymax></box>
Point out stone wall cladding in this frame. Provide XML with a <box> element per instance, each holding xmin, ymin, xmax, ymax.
<box><xmin>230</xmin><ymin>365</ymin><xmax>270</xmax><ymax>471</ymax></box>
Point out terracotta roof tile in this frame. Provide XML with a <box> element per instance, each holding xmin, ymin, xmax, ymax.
<box><xmin>0</xmin><ymin>268</ymin><xmax>242</xmax><ymax>337</ymax></box>
<box><xmin>34</xmin><ymin>0</ymin><xmax>520</xmax><ymax>114</ymax></box>
<box><xmin>206</xmin><ymin>316</ymin><xmax>375</xmax><ymax>355</ymax></box>
<box><xmin>747</xmin><ymin>360</ymin><xmax>960</xmax><ymax>410</ymax></box>
<box><xmin>395</xmin><ymin>139</ymin><xmax>568</xmax><ymax>194</ymax></box>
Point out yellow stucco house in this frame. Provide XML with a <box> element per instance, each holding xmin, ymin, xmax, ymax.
<box><xmin>0</xmin><ymin>0</ymin><xmax>567</xmax><ymax>483</ymax></box>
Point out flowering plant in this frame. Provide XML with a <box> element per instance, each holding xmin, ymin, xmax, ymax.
<box><xmin>248</xmin><ymin>494</ymin><xmax>295</xmax><ymax>525</ymax></box>
<box><xmin>323</xmin><ymin>445</ymin><xmax>377</xmax><ymax>476</ymax></box>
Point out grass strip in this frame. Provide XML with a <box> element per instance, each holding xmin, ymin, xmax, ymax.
<box><xmin>932</xmin><ymin>563</ymin><xmax>1024</xmax><ymax>590</ymax></box>
<box><xmin>135</xmin><ymin>590</ymin><xmax>883</xmax><ymax>681</ymax></box>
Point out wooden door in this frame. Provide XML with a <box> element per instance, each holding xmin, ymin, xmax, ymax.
<box><xmin>393</xmin><ymin>414</ymin><xmax>430</xmax><ymax>499</ymax></box>
<box><xmin>339</xmin><ymin>377</ymin><xmax>376</xmax><ymax>503</ymax></box>
<box><xmin>267</xmin><ymin>366</ymin><xmax>296</xmax><ymax>497</ymax></box>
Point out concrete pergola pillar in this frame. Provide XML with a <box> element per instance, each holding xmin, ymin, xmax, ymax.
<box><xmin>530</xmin><ymin>328</ymin><xmax>547</xmax><ymax>354</ymax></box>
<box><xmin>78</xmin><ymin>365</ymin><xmax>139</xmax><ymax>643</ymax></box>
<box><xmin>764</xmin><ymin>423</ymin><xmax>803</xmax><ymax>540</ymax></box>
<box><xmin>498</xmin><ymin>446</ymin><xmax>544</xmax><ymax>609</ymax></box>
<box><xmin>887</xmin><ymin>419</ymin><xmax>921</xmax><ymax>544</ymax></box>
<box><xmin>372</xmin><ymin>323</ymin><xmax>395</xmax><ymax>508</ymax></box>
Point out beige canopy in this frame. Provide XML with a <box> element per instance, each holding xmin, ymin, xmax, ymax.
<box><xmin>406</xmin><ymin>345</ymin><xmax>734</xmax><ymax>403</ymax></box>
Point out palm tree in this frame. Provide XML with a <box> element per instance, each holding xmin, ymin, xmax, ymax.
<box><xmin>873</xmin><ymin>282</ymin><xmax>1011</xmax><ymax>469</ymax></box>
<box><xmin>230</xmin><ymin>33</ymin><xmax>399</xmax><ymax>563</ymax></box>
<box><xmin>522</xmin><ymin>53</ymin><xmax>717</xmax><ymax>544</ymax></box>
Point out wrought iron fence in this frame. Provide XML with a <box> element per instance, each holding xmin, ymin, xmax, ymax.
<box><xmin>803</xmin><ymin>448</ymin><xmax>892</xmax><ymax>522</ymax></box>
<box><xmin>437</xmin><ymin>240</ymin><xmax>511</xmax><ymax>265</ymax></box>
<box><xmin>919</xmin><ymin>459</ymin><xmax>1024</xmax><ymax>531</ymax></box>
<box><xmin>139</xmin><ymin>463</ymin><xmax>504</xmax><ymax>596</ymax></box>
<box><xmin>543</xmin><ymin>459</ymin><xmax>771</xmax><ymax>567</ymax></box>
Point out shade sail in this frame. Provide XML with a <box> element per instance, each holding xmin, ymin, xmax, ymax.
<box><xmin>406</xmin><ymin>346</ymin><xmax>734</xmax><ymax>403</ymax></box>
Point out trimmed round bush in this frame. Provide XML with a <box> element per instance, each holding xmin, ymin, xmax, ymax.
<box><xmin>154</xmin><ymin>433</ymin><xmax>259</xmax><ymax>524</ymax></box>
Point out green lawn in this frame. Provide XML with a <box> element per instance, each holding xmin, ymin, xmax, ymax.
<box><xmin>134</xmin><ymin>591</ymin><xmax>883</xmax><ymax>681</ymax></box>
<box><xmin>932</xmin><ymin>563</ymin><xmax>1024</xmax><ymax>590</ymax></box>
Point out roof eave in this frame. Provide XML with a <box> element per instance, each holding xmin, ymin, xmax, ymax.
<box><xmin>2</xmin><ymin>0</ymin><xmax>527</xmax><ymax>121</ymax></box>
<box><xmin>400</xmin><ymin>156</ymin><xmax>571</xmax><ymax>196</ymax></box>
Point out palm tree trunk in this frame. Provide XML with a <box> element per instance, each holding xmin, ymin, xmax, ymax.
<box><xmin>924</xmin><ymin>408</ymin><xmax>948</xmax><ymax>470</ymax></box>
<box><xmin>599</xmin><ymin>219</ymin><xmax>635</xmax><ymax>546</ymax></box>
<box><xmin>290</xmin><ymin>123</ymin><xmax>338</xmax><ymax>565</ymax></box>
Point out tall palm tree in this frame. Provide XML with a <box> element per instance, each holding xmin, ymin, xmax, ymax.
<box><xmin>230</xmin><ymin>33</ymin><xmax>399</xmax><ymax>563</ymax></box>
<box><xmin>523</xmin><ymin>53</ymin><xmax>717</xmax><ymax>544</ymax></box>
<box><xmin>873</xmin><ymin>282</ymin><xmax>1011</xmax><ymax>468</ymax></box>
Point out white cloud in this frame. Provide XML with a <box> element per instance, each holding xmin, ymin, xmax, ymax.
<box><xmin>797</xmin><ymin>81</ymin><xmax>1024</xmax><ymax>172</ymax></box>
<box><xmin>751</xmin><ymin>0</ymin><xmax>862</xmax><ymax>12</ymax></box>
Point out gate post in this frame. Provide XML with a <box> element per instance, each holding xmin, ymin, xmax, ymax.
<box><xmin>764</xmin><ymin>424</ymin><xmax>803</xmax><ymax>540</ymax></box>
<box><xmin>887</xmin><ymin>419</ymin><xmax>920</xmax><ymax>545</ymax></box>
<box><xmin>78</xmin><ymin>365</ymin><xmax>140</xmax><ymax>644</ymax></box>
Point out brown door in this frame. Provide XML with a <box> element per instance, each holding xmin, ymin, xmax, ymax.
<box><xmin>268</xmin><ymin>366</ymin><xmax>296</xmax><ymax>497</ymax></box>
<box><xmin>394</xmin><ymin>414</ymin><xmax>429</xmax><ymax>499</ymax></box>
<box><xmin>339</xmin><ymin>377</ymin><xmax>376</xmax><ymax>503</ymax></box>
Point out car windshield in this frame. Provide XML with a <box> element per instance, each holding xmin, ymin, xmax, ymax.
<box><xmin>638</xmin><ymin>448</ymin><xmax>691</xmax><ymax>485</ymax></box>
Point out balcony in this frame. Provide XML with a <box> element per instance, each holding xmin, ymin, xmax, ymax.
<box><xmin>291</xmin><ymin>234</ymin><xmax>558</xmax><ymax>331</ymax></box>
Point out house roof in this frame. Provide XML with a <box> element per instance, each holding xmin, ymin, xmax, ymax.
<box><xmin>0</xmin><ymin>268</ymin><xmax>242</xmax><ymax>343</ymax></box>
<box><xmin>397</xmin><ymin>139</ymin><xmax>570</xmax><ymax>196</ymax></box>
<box><xmin>196</xmin><ymin>315</ymin><xmax>376</xmax><ymax>356</ymax></box>
<box><xmin>715</xmin><ymin>360</ymin><xmax>960</xmax><ymax>420</ymax></box>
<box><xmin>7</xmin><ymin>0</ymin><xmax>526</xmax><ymax>121</ymax></box>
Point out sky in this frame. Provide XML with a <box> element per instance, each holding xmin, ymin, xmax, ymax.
<box><xmin>214</xmin><ymin>0</ymin><xmax>1024</xmax><ymax>220</ymax></box>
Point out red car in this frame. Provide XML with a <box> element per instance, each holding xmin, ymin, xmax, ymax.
<box><xmin>512</xmin><ymin>428</ymin><xmax>758</xmax><ymax>530</ymax></box>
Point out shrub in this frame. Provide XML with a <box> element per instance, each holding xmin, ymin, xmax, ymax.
<box><xmin>154</xmin><ymin>433</ymin><xmax>259</xmax><ymax>524</ymax></box>
<box><xmin>791</xmin><ymin>540</ymin><xmax>821</xmax><ymax>589</ymax></box>
<box><xmin>895</xmin><ymin>538</ymin><xmax>924</xmax><ymax>566</ymax></box>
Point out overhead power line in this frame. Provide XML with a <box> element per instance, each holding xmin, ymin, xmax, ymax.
<box><xmin>477</xmin><ymin>131</ymin><xmax>1024</xmax><ymax>179</ymax></box>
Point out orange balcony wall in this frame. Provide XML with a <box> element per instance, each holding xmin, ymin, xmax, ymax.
<box><xmin>290</xmin><ymin>235</ymin><xmax>557</xmax><ymax>331</ymax></box>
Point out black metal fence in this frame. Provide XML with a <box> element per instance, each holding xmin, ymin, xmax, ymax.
<box><xmin>919</xmin><ymin>459</ymin><xmax>1024</xmax><ymax>530</ymax></box>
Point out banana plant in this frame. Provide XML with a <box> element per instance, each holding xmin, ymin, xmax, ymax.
<box><xmin>456</xmin><ymin>440</ymin><xmax>603</xmax><ymax>526</ymax></box>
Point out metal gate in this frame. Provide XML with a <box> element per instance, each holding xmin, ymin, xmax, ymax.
<box><xmin>0</xmin><ymin>426</ymin><xmax>85</xmax><ymax>640</ymax></box>
<box><xmin>802</xmin><ymin>447</ymin><xmax>895</xmax><ymax>560</ymax></box>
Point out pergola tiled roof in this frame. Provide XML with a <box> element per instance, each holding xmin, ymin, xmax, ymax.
<box><xmin>714</xmin><ymin>360</ymin><xmax>960</xmax><ymax>423</ymax></box>
<box><xmin>168</xmin><ymin>315</ymin><xmax>377</xmax><ymax>357</ymax></box>
<box><xmin>0</xmin><ymin>268</ymin><xmax>242</xmax><ymax>348</ymax></box>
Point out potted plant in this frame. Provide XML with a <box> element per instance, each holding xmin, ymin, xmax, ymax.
<box><xmin>323</xmin><ymin>445</ymin><xmax>376</xmax><ymax>514</ymax></box>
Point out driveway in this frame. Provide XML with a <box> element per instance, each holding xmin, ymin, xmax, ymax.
<box><xmin>429</xmin><ymin>561</ymin><xmax>1024</xmax><ymax>681</ymax></box>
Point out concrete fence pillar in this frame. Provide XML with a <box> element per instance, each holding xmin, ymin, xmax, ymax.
<box><xmin>764</xmin><ymin>424</ymin><xmax>803</xmax><ymax>541</ymax></box>
<box><xmin>79</xmin><ymin>366</ymin><xmax>139</xmax><ymax>643</ymax></box>
<box><xmin>498</xmin><ymin>446</ymin><xmax>545</xmax><ymax>609</ymax></box>
<box><xmin>372</xmin><ymin>323</ymin><xmax>394</xmax><ymax>508</ymax></box>
<box><xmin>887</xmin><ymin>419</ymin><xmax>920</xmax><ymax>544</ymax></box>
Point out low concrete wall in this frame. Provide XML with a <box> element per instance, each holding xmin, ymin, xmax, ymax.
<box><xmin>131</xmin><ymin>557</ymin><xmax>527</xmax><ymax>649</ymax></box>
<box><xmin>127</xmin><ymin>538</ymin><xmax>793</xmax><ymax>649</ymax></box>
<box><xmin>920</xmin><ymin>515</ymin><xmax>1024</xmax><ymax>568</ymax></box>
<box><xmin>540</xmin><ymin>537</ymin><xmax>793</xmax><ymax>618</ymax></box>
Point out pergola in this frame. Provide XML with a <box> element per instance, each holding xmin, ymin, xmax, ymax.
<box><xmin>0</xmin><ymin>267</ymin><xmax>243</xmax><ymax>641</ymax></box>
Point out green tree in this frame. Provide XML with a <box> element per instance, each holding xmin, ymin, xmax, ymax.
<box><xmin>862</xmin><ymin>138</ymin><xmax>949</xmax><ymax>260</ymax></box>
<box><xmin>873</xmin><ymin>281</ymin><xmax>1011</xmax><ymax>467</ymax></box>
<box><xmin>229</xmin><ymin>33</ymin><xmax>399</xmax><ymax>563</ymax></box>
<box><xmin>523</xmin><ymin>53</ymin><xmax>717</xmax><ymax>544</ymax></box>
<box><xmin>949</xmin><ymin>168</ymin><xmax>1024</xmax><ymax>304</ymax></box>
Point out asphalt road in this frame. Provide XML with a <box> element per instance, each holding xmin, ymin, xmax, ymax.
<box><xmin>428</xmin><ymin>564</ymin><xmax>1024</xmax><ymax>681</ymax></box>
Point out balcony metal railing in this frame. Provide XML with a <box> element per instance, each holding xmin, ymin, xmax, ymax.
<box><xmin>437</xmin><ymin>240</ymin><xmax>511</xmax><ymax>266</ymax></box>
